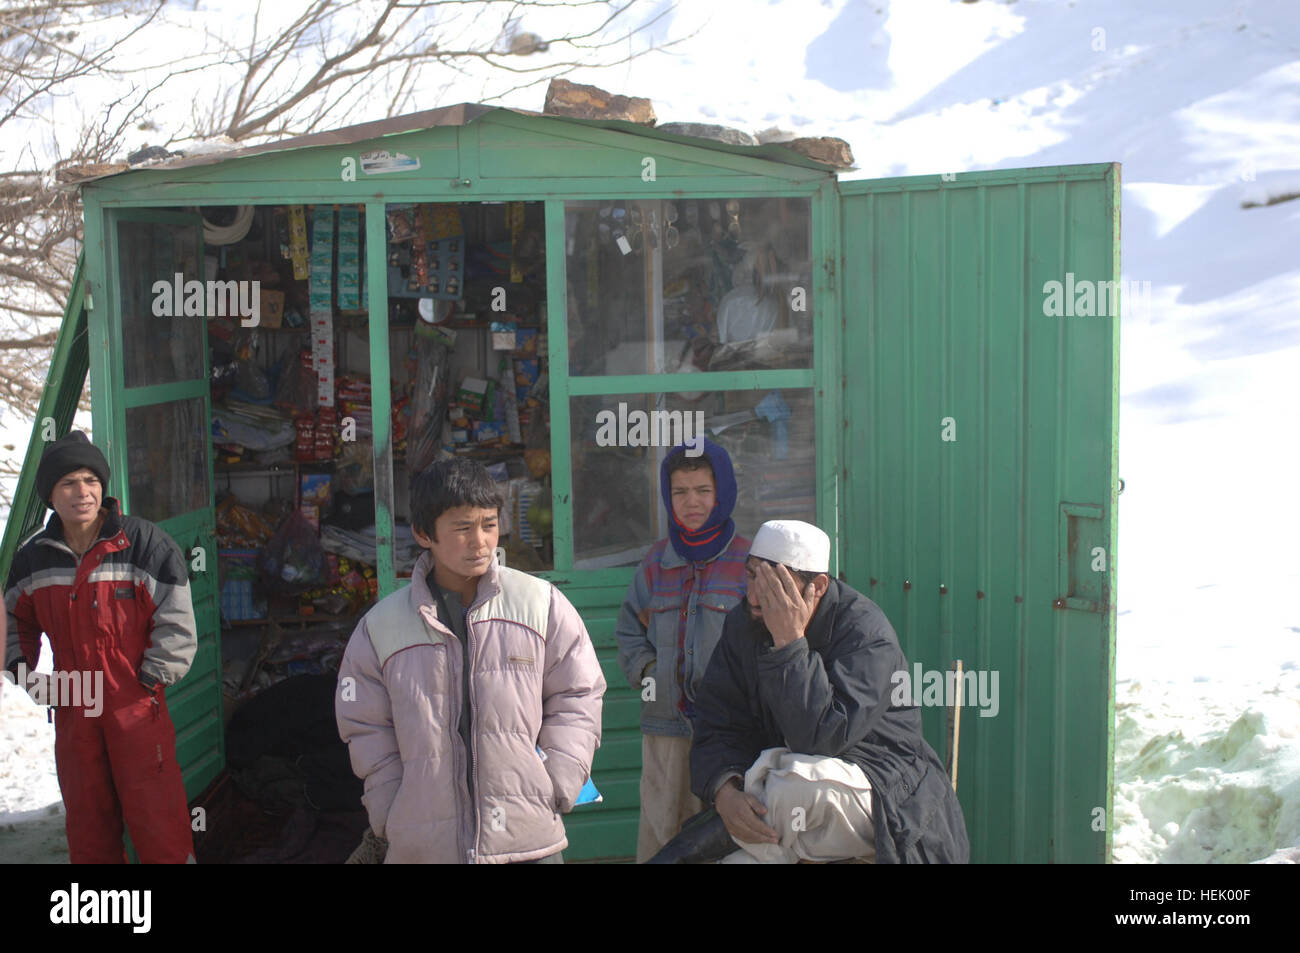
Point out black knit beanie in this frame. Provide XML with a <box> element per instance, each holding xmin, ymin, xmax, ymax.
<box><xmin>36</xmin><ymin>431</ymin><xmax>110</xmax><ymax>508</ymax></box>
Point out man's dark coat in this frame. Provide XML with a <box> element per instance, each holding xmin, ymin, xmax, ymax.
<box><xmin>690</xmin><ymin>579</ymin><xmax>970</xmax><ymax>863</ymax></box>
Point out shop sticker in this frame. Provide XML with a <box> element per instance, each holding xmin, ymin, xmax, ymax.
<box><xmin>361</xmin><ymin>150</ymin><xmax>421</xmax><ymax>175</ymax></box>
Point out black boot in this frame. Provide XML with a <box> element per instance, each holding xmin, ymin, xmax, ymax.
<box><xmin>644</xmin><ymin>808</ymin><xmax>737</xmax><ymax>864</ymax></box>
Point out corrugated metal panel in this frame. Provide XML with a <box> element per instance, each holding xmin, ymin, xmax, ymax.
<box><xmin>838</xmin><ymin>164</ymin><xmax>1120</xmax><ymax>863</ymax></box>
<box><xmin>546</xmin><ymin>576</ymin><xmax>640</xmax><ymax>861</ymax></box>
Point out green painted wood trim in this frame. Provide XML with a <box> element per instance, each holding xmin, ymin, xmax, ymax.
<box><xmin>486</xmin><ymin>111</ymin><xmax>832</xmax><ymax>182</ymax></box>
<box><xmin>122</xmin><ymin>379</ymin><xmax>208</xmax><ymax>408</ymax></box>
<box><xmin>366</xmin><ymin>202</ymin><xmax>396</xmax><ymax>599</ymax></box>
<box><xmin>457</xmin><ymin>122</ymin><xmax>480</xmax><ymax>185</ymax></box>
<box><xmin>100</xmin><ymin>208</ymin><xmax>210</xmax><ymax>224</ymax></box>
<box><xmin>100</xmin><ymin>208</ymin><xmax>207</xmax><ymax>512</ymax></box>
<box><xmin>98</xmin><ymin>206</ymin><xmax>130</xmax><ymax>510</ymax></box>
<box><xmin>0</xmin><ymin>255</ymin><xmax>89</xmax><ymax>582</ymax></box>
<box><xmin>87</xmin><ymin>178</ymin><xmax>827</xmax><ymax>207</ymax></box>
<box><xmin>566</xmin><ymin>369</ymin><xmax>814</xmax><ymax>397</ymax></box>
<box><xmin>1103</xmin><ymin>162</ymin><xmax>1121</xmax><ymax>863</ymax></box>
<box><xmin>535</xmin><ymin>567</ymin><xmax>636</xmax><ymax>589</ymax></box>
<box><xmin>544</xmin><ymin>199</ymin><xmax>573</xmax><ymax>572</ymax></box>
<box><xmin>814</xmin><ymin>183</ymin><xmax>842</xmax><ymax>576</ymax></box>
<box><xmin>81</xmin><ymin>198</ymin><xmax>111</xmax><ymax>493</ymax></box>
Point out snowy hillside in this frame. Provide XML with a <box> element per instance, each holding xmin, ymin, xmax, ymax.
<box><xmin>2</xmin><ymin>0</ymin><xmax>1297</xmax><ymax>864</ymax></box>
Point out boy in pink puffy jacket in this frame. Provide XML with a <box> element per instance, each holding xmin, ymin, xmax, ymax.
<box><xmin>336</xmin><ymin>458</ymin><xmax>605</xmax><ymax>863</ymax></box>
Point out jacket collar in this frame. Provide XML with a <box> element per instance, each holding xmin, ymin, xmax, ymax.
<box><xmin>657</xmin><ymin>526</ymin><xmax>737</xmax><ymax>570</ymax></box>
<box><xmin>409</xmin><ymin>549</ymin><xmax>504</xmax><ymax>627</ymax></box>
<box><xmin>36</xmin><ymin>496</ymin><xmax>127</xmax><ymax>551</ymax></box>
<box><xmin>803</xmin><ymin>577</ymin><xmax>842</xmax><ymax>649</ymax></box>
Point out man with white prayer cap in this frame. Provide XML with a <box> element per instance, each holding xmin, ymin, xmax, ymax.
<box><xmin>683</xmin><ymin>519</ymin><xmax>969</xmax><ymax>864</ymax></box>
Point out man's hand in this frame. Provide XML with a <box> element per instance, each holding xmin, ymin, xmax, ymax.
<box><xmin>715</xmin><ymin>780</ymin><xmax>779</xmax><ymax>845</ymax></box>
<box><xmin>752</xmin><ymin>562</ymin><xmax>818</xmax><ymax>649</ymax></box>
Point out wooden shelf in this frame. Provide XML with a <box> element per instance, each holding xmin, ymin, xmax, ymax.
<box><xmin>224</xmin><ymin>612</ymin><xmax>361</xmax><ymax>628</ymax></box>
<box><xmin>215</xmin><ymin>462</ymin><xmax>337</xmax><ymax>475</ymax></box>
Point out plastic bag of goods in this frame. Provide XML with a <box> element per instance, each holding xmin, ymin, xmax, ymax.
<box><xmin>406</xmin><ymin>321</ymin><xmax>454</xmax><ymax>472</ymax></box>
<box><xmin>259</xmin><ymin>510</ymin><xmax>328</xmax><ymax>592</ymax></box>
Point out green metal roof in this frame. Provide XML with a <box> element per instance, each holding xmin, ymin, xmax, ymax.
<box><xmin>86</xmin><ymin>103</ymin><xmax>847</xmax><ymax>182</ymax></box>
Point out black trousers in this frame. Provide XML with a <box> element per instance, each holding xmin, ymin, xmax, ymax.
<box><xmin>511</xmin><ymin>851</ymin><xmax>564</xmax><ymax>864</ymax></box>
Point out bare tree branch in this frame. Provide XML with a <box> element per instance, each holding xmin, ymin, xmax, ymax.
<box><xmin>0</xmin><ymin>0</ymin><xmax>689</xmax><ymax>442</ymax></box>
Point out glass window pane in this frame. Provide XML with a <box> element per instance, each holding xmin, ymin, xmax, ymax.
<box><xmin>570</xmin><ymin>388</ymin><xmax>817</xmax><ymax>569</ymax></box>
<box><xmin>126</xmin><ymin>399</ymin><xmax>210</xmax><ymax>522</ymax></box>
<box><xmin>385</xmin><ymin>201</ymin><xmax>554</xmax><ymax>573</ymax></box>
<box><xmin>117</xmin><ymin>220</ymin><xmax>205</xmax><ymax>388</ymax></box>
<box><xmin>564</xmin><ymin>198</ymin><xmax>814</xmax><ymax>377</ymax></box>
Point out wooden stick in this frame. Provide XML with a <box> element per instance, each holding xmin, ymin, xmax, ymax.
<box><xmin>950</xmin><ymin>659</ymin><xmax>963</xmax><ymax>791</ymax></box>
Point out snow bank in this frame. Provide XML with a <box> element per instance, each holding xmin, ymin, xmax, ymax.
<box><xmin>1114</xmin><ymin>691</ymin><xmax>1300</xmax><ymax>863</ymax></box>
<box><xmin>0</xmin><ymin>662</ymin><xmax>69</xmax><ymax>863</ymax></box>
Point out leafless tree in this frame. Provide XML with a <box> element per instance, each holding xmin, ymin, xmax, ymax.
<box><xmin>188</xmin><ymin>0</ymin><xmax>683</xmax><ymax>143</ymax></box>
<box><xmin>1</xmin><ymin>1</ymin><xmax>166</xmax><ymax>500</ymax></box>
<box><xmin>0</xmin><ymin>0</ymin><xmax>684</xmax><ymax>506</ymax></box>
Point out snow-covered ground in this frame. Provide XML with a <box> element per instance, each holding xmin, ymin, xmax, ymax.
<box><xmin>2</xmin><ymin>0</ymin><xmax>1297</xmax><ymax>863</ymax></box>
<box><xmin>0</xmin><ymin>671</ymin><xmax>68</xmax><ymax>864</ymax></box>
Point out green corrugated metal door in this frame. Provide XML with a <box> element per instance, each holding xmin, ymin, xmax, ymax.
<box><xmin>837</xmin><ymin>164</ymin><xmax>1120</xmax><ymax>863</ymax></box>
<box><xmin>96</xmin><ymin>210</ymin><xmax>224</xmax><ymax>801</ymax></box>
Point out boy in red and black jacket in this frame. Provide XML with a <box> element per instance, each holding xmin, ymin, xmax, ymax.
<box><xmin>4</xmin><ymin>431</ymin><xmax>198</xmax><ymax>863</ymax></box>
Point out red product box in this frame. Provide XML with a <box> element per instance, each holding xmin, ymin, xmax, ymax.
<box><xmin>294</xmin><ymin>417</ymin><xmax>316</xmax><ymax>461</ymax></box>
<box><xmin>314</xmin><ymin>407</ymin><xmax>338</xmax><ymax>459</ymax></box>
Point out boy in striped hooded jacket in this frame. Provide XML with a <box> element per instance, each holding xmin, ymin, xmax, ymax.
<box><xmin>615</xmin><ymin>438</ymin><xmax>750</xmax><ymax>862</ymax></box>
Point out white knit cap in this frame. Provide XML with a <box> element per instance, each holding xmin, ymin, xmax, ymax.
<box><xmin>749</xmin><ymin>520</ymin><xmax>830</xmax><ymax>573</ymax></box>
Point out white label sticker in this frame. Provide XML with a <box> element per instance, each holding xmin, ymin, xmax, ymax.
<box><xmin>616</xmin><ymin>235</ymin><xmax>632</xmax><ymax>255</ymax></box>
<box><xmin>360</xmin><ymin>150</ymin><xmax>421</xmax><ymax>175</ymax></box>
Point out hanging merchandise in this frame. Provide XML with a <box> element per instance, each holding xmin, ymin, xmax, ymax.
<box><xmin>231</xmin><ymin>330</ymin><xmax>271</xmax><ymax>402</ymax></box>
<box><xmin>216</xmin><ymin>494</ymin><xmax>276</xmax><ymax>549</ymax></box>
<box><xmin>417</xmin><ymin>204</ymin><xmax>436</xmax><ymax>244</ymax></box>
<box><xmin>410</xmin><ymin>239</ymin><xmax>430</xmax><ymax>291</ymax></box>
<box><xmin>431</xmin><ymin>237</ymin><xmax>464</xmax><ymax>300</ymax></box>
<box><xmin>287</xmin><ymin>205</ymin><xmax>309</xmax><ymax>280</ymax></box>
<box><xmin>499</xmin><ymin>355</ymin><xmax>521</xmax><ymax>444</ymax></box>
<box><xmin>315</xmin><ymin>406</ymin><xmax>337</xmax><ymax>461</ymax></box>
<box><xmin>202</xmin><ymin>205</ymin><xmax>255</xmax><ymax>246</ymax></box>
<box><xmin>508</xmin><ymin>202</ymin><xmax>526</xmax><ymax>283</ymax></box>
<box><xmin>386</xmin><ymin>207</ymin><xmax>416</xmax><ymax>243</ymax></box>
<box><xmin>386</xmin><ymin>203</ymin><xmax>465</xmax><ymax>302</ymax></box>
<box><xmin>429</xmin><ymin>204</ymin><xmax>463</xmax><ymax>240</ymax></box>
<box><xmin>294</xmin><ymin>415</ymin><xmax>316</xmax><ymax>462</ymax></box>
<box><xmin>335</xmin><ymin>375</ymin><xmax>373</xmax><ymax>438</ymax></box>
<box><xmin>275</xmin><ymin>348</ymin><xmax>316</xmax><ymax>416</ymax></box>
<box><xmin>259</xmin><ymin>511</ymin><xmax>328</xmax><ymax>592</ymax></box>
<box><xmin>334</xmin><ymin>440</ymin><xmax>375</xmax><ymax>496</ymax></box>
<box><xmin>405</xmin><ymin>322</ymin><xmax>455</xmax><ymax>472</ymax></box>
<box><xmin>309</xmin><ymin>207</ymin><xmax>336</xmax><ymax>407</ymax></box>
<box><xmin>337</xmin><ymin>207</ymin><xmax>361</xmax><ymax>311</ymax></box>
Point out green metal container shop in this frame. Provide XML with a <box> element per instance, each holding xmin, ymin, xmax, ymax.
<box><xmin>2</xmin><ymin>104</ymin><xmax>1120</xmax><ymax>862</ymax></box>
